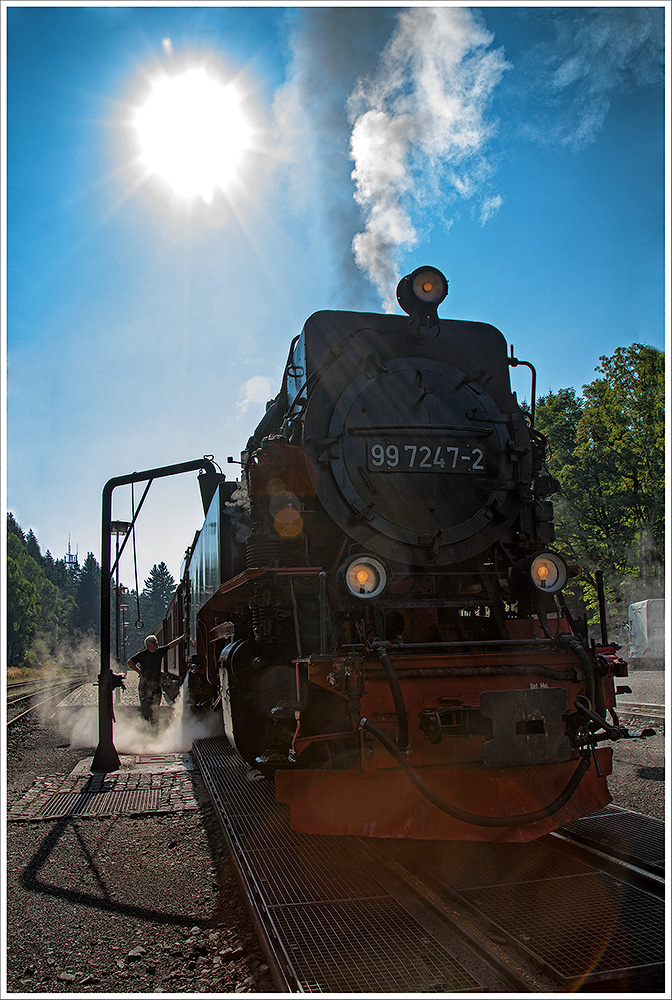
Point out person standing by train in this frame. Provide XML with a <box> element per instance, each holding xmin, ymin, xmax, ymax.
<box><xmin>127</xmin><ymin>633</ymin><xmax>184</xmax><ymax>724</ymax></box>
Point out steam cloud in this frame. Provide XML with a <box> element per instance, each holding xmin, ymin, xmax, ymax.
<box><xmin>237</xmin><ymin>375</ymin><xmax>274</xmax><ymax>415</ymax></box>
<box><xmin>275</xmin><ymin>7</ymin><xmax>663</xmax><ymax>309</ymax></box>
<box><xmin>54</xmin><ymin>675</ymin><xmax>223</xmax><ymax>755</ymax></box>
<box><xmin>347</xmin><ymin>7</ymin><xmax>508</xmax><ymax>308</ymax></box>
<box><xmin>274</xmin><ymin>7</ymin><xmax>507</xmax><ymax>308</ymax></box>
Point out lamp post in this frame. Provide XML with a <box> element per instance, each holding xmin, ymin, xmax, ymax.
<box><xmin>120</xmin><ymin>600</ymin><xmax>129</xmax><ymax>667</ymax></box>
<box><xmin>110</xmin><ymin>522</ymin><xmax>131</xmax><ymax>693</ymax></box>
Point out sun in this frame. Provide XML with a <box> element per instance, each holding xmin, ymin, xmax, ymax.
<box><xmin>133</xmin><ymin>66</ymin><xmax>254</xmax><ymax>203</ymax></box>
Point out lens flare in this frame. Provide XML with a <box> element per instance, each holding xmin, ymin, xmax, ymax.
<box><xmin>274</xmin><ymin>509</ymin><xmax>303</xmax><ymax>538</ymax></box>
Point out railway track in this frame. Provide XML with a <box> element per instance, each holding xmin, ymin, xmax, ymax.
<box><xmin>6</xmin><ymin>678</ymin><xmax>86</xmax><ymax>727</ymax></box>
<box><xmin>616</xmin><ymin>701</ymin><xmax>665</xmax><ymax>725</ymax></box>
<box><xmin>193</xmin><ymin>736</ymin><xmax>665</xmax><ymax>994</ymax></box>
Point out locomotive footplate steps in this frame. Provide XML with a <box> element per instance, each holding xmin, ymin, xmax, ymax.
<box><xmin>192</xmin><ymin>736</ymin><xmax>483</xmax><ymax>993</ymax></box>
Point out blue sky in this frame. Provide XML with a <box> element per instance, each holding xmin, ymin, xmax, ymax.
<box><xmin>4</xmin><ymin>3</ymin><xmax>668</xmax><ymax>591</ymax></box>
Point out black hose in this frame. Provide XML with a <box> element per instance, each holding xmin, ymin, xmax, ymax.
<box><xmin>359</xmin><ymin>718</ymin><xmax>592</xmax><ymax>827</ymax></box>
<box><xmin>370</xmin><ymin>639</ymin><xmax>410</xmax><ymax>753</ymax></box>
<box><xmin>554</xmin><ymin>633</ymin><xmax>596</xmax><ymax>706</ymax></box>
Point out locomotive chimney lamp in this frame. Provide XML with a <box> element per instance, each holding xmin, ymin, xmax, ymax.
<box><xmin>396</xmin><ymin>265</ymin><xmax>448</xmax><ymax>326</ymax></box>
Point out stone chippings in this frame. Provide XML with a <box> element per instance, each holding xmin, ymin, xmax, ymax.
<box><xmin>6</xmin><ymin>715</ymin><xmax>277</xmax><ymax>994</ymax></box>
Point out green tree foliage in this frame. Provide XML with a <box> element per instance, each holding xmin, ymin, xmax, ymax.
<box><xmin>6</xmin><ymin>514</ymin><xmax>78</xmax><ymax>667</ymax></box>
<box><xmin>535</xmin><ymin>344</ymin><xmax>665</xmax><ymax>623</ymax></box>
<box><xmin>42</xmin><ymin>548</ymin><xmax>80</xmax><ymax>598</ymax></box>
<box><xmin>5</xmin><ymin>516</ymin><xmax>177</xmax><ymax>670</ymax></box>
<box><xmin>140</xmin><ymin>562</ymin><xmax>176</xmax><ymax>631</ymax></box>
<box><xmin>7</xmin><ymin>548</ymin><xmax>40</xmax><ymax>666</ymax></box>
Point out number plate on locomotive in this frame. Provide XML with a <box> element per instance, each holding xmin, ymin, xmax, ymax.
<box><xmin>367</xmin><ymin>442</ymin><xmax>486</xmax><ymax>472</ymax></box>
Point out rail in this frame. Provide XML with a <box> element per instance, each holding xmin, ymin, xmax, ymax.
<box><xmin>7</xmin><ymin>680</ymin><xmax>85</xmax><ymax>727</ymax></box>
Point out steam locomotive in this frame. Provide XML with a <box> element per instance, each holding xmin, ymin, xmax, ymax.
<box><xmin>158</xmin><ymin>265</ymin><xmax>641</xmax><ymax>841</ymax></box>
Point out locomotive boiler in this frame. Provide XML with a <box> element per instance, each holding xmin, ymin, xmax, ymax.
<box><xmin>160</xmin><ymin>265</ymin><xmax>642</xmax><ymax>841</ymax></box>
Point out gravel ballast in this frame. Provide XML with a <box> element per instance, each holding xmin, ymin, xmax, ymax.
<box><xmin>6</xmin><ymin>711</ymin><xmax>277</xmax><ymax>996</ymax></box>
<box><xmin>6</xmin><ymin>670</ymin><xmax>665</xmax><ymax>995</ymax></box>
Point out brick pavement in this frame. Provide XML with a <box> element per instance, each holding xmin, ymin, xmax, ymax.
<box><xmin>8</xmin><ymin>753</ymin><xmax>199</xmax><ymax>821</ymax></box>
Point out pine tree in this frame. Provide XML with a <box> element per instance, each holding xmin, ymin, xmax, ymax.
<box><xmin>7</xmin><ymin>549</ymin><xmax>40</xmax><ymax>666</ymax></box>
<box><xmin>141</xmin><ymin>562</ymin><xmax>177</xmax><ymax>631</ymax></box>
<box><xmin>75</xmin><ymin>553</ymin><xmax>102</xmax><ymax>636</ymax></box>
<box><xmin>25</xmin><ymin>529</ymin><xmax>42</xmax><ymax>564</ymax></box>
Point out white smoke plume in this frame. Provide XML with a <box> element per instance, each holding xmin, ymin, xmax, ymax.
<box><xmin>347</xmin><ymin>7</ymin><xmax>508</xmax><ymax>309</ymax></box>
<box><xmin>272</xmin><ymin>7</ymin><xmax>396</xmax><ymax>298</ymax></box>
<box><xmin>275</xmin><ymin>7</ymin><xmax>663</xmax><ymax>309</ymax></box>
<box><xmin>274</xmin><ymin>8</ymin><xmax>506</xmax><ymax>306</ymax></box>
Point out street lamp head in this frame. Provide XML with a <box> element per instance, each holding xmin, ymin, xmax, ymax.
<box><xmin>110</xmin><ymin>520</ymin><xmax>132</xmax><ymax>535</ymax></box>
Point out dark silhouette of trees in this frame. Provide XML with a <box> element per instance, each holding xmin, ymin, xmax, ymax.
<box><xmin>6</xmin><ymin>514</ymin><xmax>77</xmax><ymax>667</ymax></box>
<box><xmin>74</xmin><ymin>552</ymin><xmax>102</xmax><ymax>636</ymax></box>
<box><xmin>140</xmin><ymin>562</ymin><xmax>177</xmax><ymax>632</ymax></box>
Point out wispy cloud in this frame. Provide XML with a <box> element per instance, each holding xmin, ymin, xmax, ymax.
<box><xmin>520</xmin><ymin>7</ymin><xmax>664</xmax><ymax>151</ymax></box>
<box><xmin>479</xmin><ymin>194</ymin><xmax>503</xmax><ymax>226</ymax></box>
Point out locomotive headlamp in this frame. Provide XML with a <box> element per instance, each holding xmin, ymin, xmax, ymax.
<box><xmin>529</xmin><ymin>551</ymin><xmax>568</xmax><ymax>594</ymax></box>
<box><xmin>396</xmin><ymin>265</ymin><xmax>448</xmax><ymax>325</ymax></box>
<box><xmin>411</xmin><ymin>267</ymin><xmax>448</xmax><ymax>304</ymax></box>
<box><xmin>342</xmin><ymin>555</ymin><xmax>389</xmax><ymax>599</ymax></box>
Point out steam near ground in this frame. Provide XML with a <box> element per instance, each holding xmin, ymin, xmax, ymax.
<box><xmin>51</xmin><ymin>672</ymin><xmax>223</xmax><ymax>757</ymax></box>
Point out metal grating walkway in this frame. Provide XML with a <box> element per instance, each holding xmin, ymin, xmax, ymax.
<box><xmin>8</xmin><ymin>755</ymin><xmax>198</xmax><ymax>821</ymax></box>
<box><xmin>460</xmin><ymin>870</ymin><xmax>664</xmax><ymax>987</ymax></box>
<box><xmin>386</xmin><ymin>817</ymin><xmax>666</xmax><ymax>990</ymax></box>
<box><xmin>192</xmin><ymin>736</ymin><xmax>482</xmax><ymax>994</ymax></box>
<box><xmin>561</xmin><ymin>805</ymin><xmax>665</xmax><ymax>876</ymax></box>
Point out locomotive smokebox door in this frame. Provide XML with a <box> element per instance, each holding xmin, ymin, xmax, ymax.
<box><xmin>480</xmin><ymin>688</ymin><xmax>571</xmax><ymax>767</ymax></box>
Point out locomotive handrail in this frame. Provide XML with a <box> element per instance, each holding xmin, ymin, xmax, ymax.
<box><xmin>346</xmin><ymin>423</ymin><xmax>493</xmax><ymax>436</ymax></box>
<box><xmin>363</xmin><ymin>665</ymin><xmax>581</xmax><ymax>681</ymax></box>
<box><xmin>343</xmin><ymin>638</ymin><xmax>574</xmax><ymax>652</ymax></box>
<box><xmin>214</xmin><ymin>566</ymin><xmax>324</xmax><ymax>598</ymax></box>
<box><xmin>508</xmin><ymin>349</ymin><xmax>537</xmax><ymax>426</ymax></box>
